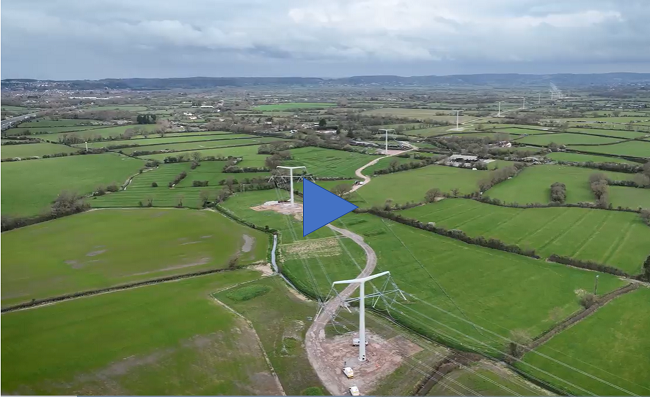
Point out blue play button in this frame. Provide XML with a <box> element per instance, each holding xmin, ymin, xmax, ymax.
<box><xmin>303</xmin><ymin>180</ymin><xmax>358</xmax><ymax>236</ymax></box>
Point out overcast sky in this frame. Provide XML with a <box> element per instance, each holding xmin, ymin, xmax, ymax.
<box><xmin>2</xmin><ymin>0</ymin><xmax>649</xmax><ymax>80</ymax></box>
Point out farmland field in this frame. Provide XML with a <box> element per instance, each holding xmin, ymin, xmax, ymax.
<box><xmin>362</xmin><ymin>108</ymin><xmax>475</xmax><ymax>122</ymax></box>
<box><xmin>253</xmin><ymin>103</ymin><xmax>335</xmax><ymax>111</ymax></box>
<box><xmin>567</xmin><ymin>127</ymin><xmax>649</xmax><ymax>139</ymax></box>
<box><xmin>335</xmin><ymin>212</ymin><xmax>626</xmax><ymax>353</ymax></box>
<box><xmin>1</xmin><ymin>142</ymin><xmax>78</xmax><ymax>158</ymax></box>
<box><xmin>1</xmin><ymin>153</ymin><xmax>145</xmax><ymax>217</ymax></box>
<box><xmin>283</xmin><ymin>147</ymin><xmax>377</xmax><ymax>178</ymax></box>
<box><xmin>120</xmin><ymin>136</ymin><xmax>287</xmax><ymax>154</ymax></box>
<box><xmin>355</xmin><ymin>165</ymin><xmax>488</xmax><ymax>206</ymax></box>
<box><xmin>0</xmin><ymin>270</ymin><xmax>282</xmax><ymax>395</ymax></box>
<box><xmin>400</xmin><ymin>199</ymin><xmax>650</xmax><ymax>274</ymax></box>
<box><xmin>516</xmin><ymin>133</ymin><xmax>623</xmax><ymax>146</ymax></box>
<box><xmin>573</xmin><ymin>140</ymin><xmax>650</xmax><ymax>158</ymax></box>
<box><xmin>485</xmin><ymin>165</ymin><xmax>636</xmax><ymax>205</ymax></box>
<box><xmin>214</xmin><ymin>276</ymin><xmax>323</xmax><ymax>395</ymax></box>
<box><xmin>546</xmin><ymin>152</ymin><xmax>639</xmax><ymax>164</ymax></box>
<box><xmin>18</xmin><ymin>119</ymin><xmax>103</xmax><ymax>127</ymax></box>
<box><xmin>0</xmin><ymin>209</ymin><xmax>268</xmax><ymax>305</ymax></box>
<box><xmin>492</xmin><ymin>127</ymin><xmax>552</xmax><ymax>135</ymax></box>
<box><xmin>6</xmin><ymin>125</ymin><xmax>105</xmax><ymax>135</ymax></box>
<box><xmin>77</xmin><ymin>132</ymin><xmax>240</xmax><ymax>148</ymax></box>
<box><xmin>609</xmin><ymin>186</ymin><xmax>650</xmax><ymax>209</ymax></box>
<box><xmin>43</xmin><ymin>125</ymin><xmax>160</xmax><ymax>141</ymax></box>
<box><xmin>140</xmin><ymin>145</ymin><xmax>268</xmax><ymax>166</ymax></box>
<box><xmin>520</xmin><ymin>288</ymin><xmax>650</xmax><ymax>396</ymax></box>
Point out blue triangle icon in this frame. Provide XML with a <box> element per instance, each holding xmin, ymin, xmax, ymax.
<box><xmin>303</xmin><ymin>180</ymin><xmax>358</xmax><ymax>236</ymax></box>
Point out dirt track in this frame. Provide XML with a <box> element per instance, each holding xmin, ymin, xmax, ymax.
<box><xmin>304</xmin><ymin>224</ymin><xmax>378</xmax><ymax>395</ymax></box>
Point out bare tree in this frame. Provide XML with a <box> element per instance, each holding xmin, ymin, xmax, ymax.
<box><xmin>425</xmin><ymin>188</ymin><xmax>443</xmax><ymax>203</ymax></box>
<box><xmin>330</xmin><ymin>184</ymin><xmax>352</xmax><ymax>197</ymax></box>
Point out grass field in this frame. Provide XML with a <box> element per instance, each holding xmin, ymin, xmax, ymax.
<box><xmin>362</xmin><ymin>108</ymin><xmax>475</xmax><ymax>122</ymax></box>
<box><xmin>219</xmin><ymin>190</ymin><xmax>366</xmax><ymax>297</ymax></box>
<box><xmin>283</xmin><ymin>147</ymin><xmax>377</xmax><ymax>178</ymax></box>
<box><xmin>335</xmin><ymin>212</ymin><xmax>626</xmax><ymax>354</ymax></box>
<box><xmin>120</xmin><ymin>137</ymin><xmax>286</xmax><ymax>154</ymax></box>
<box><xmin>402</xmin><ymin>126</ymin><xmax>456</xmax><ymax>136</ymax></box>
<box><xmin>1</xmin><ymin>143</ymin><xmax>78</xmax><ymax>158</ymax></box>
<box><xmin>520</xmin><ymin>288</ymin><xmax>650</xmax><ymax>396</ymax></box>
<box><xmin>44</xmin><ymin>125</ymin><xmax>160</xmax><ymax>142</ymax></box>
<box><xmin>253</xmin><ymin>103</ymin><xmax>335</xmax><ymax>111</ymax></box>
<box><xmin>574</xmin><ymin>140</ymin><xmax>650</xmax><ymax>158</ymax></box>
<box><xmin>428</xmin><ymin>363</ymin><xmax>550</xmax><ymax>396</ymax></box>
<box><xmin>609</xmin><ymin>186</ymin><xmax>650</xmax><ymax>210</ymax></box>
<box><xmin>77</xmin><ymin>132</ymin><xmax>239</xmax><ymax>149</ymax></box>
<box><xmin>1</xmin><ymin>153</ymin><xmax>145</xmax><ymax>217</ymax></box>
<box><xmin>7</xmin><ymin>125</ymin><xmax>105</xmax><ymax>135</ymax></box>
<box><xmin>140</xmin><ymin>145</ymin><xmax>269</xmax><ymax>166</ymax></box>
<box><xmin>516</xmin><ymin>133</ymin><xmax>623</xmax><ymax>146</ymax></box>
<box><xmin>355</xmin><ymin>165</ymin><xmax>488</xmax><ymax>206</ymax></box>
<box><xmin>485</xmin><ymin>165</ymin><xmax>636</xmax><ymax>205</ymax></box>
<box><xmin>400</xmin><ymin>199</ymin><xmax>650</xmax><ymax>274</ymax></box>
<box><xmin>1</xmin><ymin>209</ymin><xmax>268</xmax><ymax>305</ymax></box>
<box><xmin>567</xmin><ymin>127</ymin><xmax>649</xmax><ymax>139</ymax></box>
<box><xmin>174</xmin><ymin>161</ymin><xmax>270</xmax><ymax>187</ymax></box>
<box><xmin>546</xmin><ymin>152</ymin><xmax>639</xmax><ymax>164</ymax></box>
<box><xmin>0</xmin><ymin>270</ymin><xmax>284</xmax><ymax>395</ymax></box>
<box><xmin>215</xmin><ymin>276</ymin><xmax>323</xmax><ymax>395</ymax></box>
<box><xmin>18</xmin><ymin>119</ymin><xmax>103</xmax><ymax>127</ymax></box>
<box><xmin>492</xmin><ymin>127</ymin><xmax>552</xmax><ymax>135</ymax></box>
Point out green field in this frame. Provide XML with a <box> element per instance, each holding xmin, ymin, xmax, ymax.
<box><xmin>402</xmin><ymin>126</ymin><xmax>457</xmax><ymax>136</ymax></box>
<box><xmin>1</xmin><ymin>270</ymin><xmax>283</xmax><ymax>395</ymax></box>
<box><xmin>362</xmin><ymin>108</ymin><xmax>475</xmax><ymax>122</ymax></box>
<box><xmin>609</xmin><ymin>186</ymin><xmax>650</xmax><ymax>210</ymax></box>
<box><xmin>140</xmin><ymin>145</ymin><xmax>269</xmax><ymax>166</ymax></box>
<box><xmin>334</xmin><ymin>212</ymin><xmax>626</xmax><ymax>353</ymax></box>
<box><xmin>7</xmin><ymin>125</ymin><xmax>105</xmax><ymax>135</ymax></box>
<box><xmin>283</xmin><ymin>147</ymin><xmax>377</xmax><ymax>178</ymax></box>
<box><xmin>77</xmin><ymin>132</ymin><xmax>238</xmax><ymax>149</ymax></box>
<box><xmin>575</xmin><ymin>140</ymin><xmax>650</xmax><ymax>158</ymax></box>
<box><xmin>355</xmin><ymin>165</ymin><xmax>488</xmax><ymax>206</ymax></box>
<box><xmin>546</xmin><ymin>152</ymin><xmax>639</xmax><ymax>164</ymax></box>
<box><xmin>1</xmin><ymin>153</ymin><xmax>145</xmax><ymax>217</ymax></box>
<box><xmin>215</xmin><ymin>276</ymin><xmax>323</xmax><ymax>395</ymax></box>
<box><xmin>428</xmin><ymin>363</ymin><xmax>549</xmax><ymax>396</ymax></box>
<box><xmin>120</xmin><ymin>136</ymin><xmax>286</xmax><ymax>154</ymax></box>
<box><xmin>516</xmin><ymin>133</ymin><xmax>623</xmax><ymax>146</ymax></box>
<box><xmin>219</xmin><ymin>190</ymin><xmax>366</xmax><ymax>296</ymax></box>
<box><xmin>44</xmin><ymin>125</ymin><xmax>160</xmax><ymax>142</ymax></box>
<box><xmin>492</xmin><ymin>127</ymin><xmax>553</xmax><ymax>135</ymax></box>
<box><xmin>253</xmin><ymin>103</ymin><xmax>335</xmax><ymax>111</ymax></box>
<box><xmin>1</xmin><ymin>209</ymin><xmax>268</xmax><ymax>305</ymax></box>
<box><xmin>174</xmin><ymin>161</ymin><xmax>270</xmax><ymax>188</ymax></box>
<box><xmin>567</xmin><ymin>127</ymin><xmax>649</xmax><ymax>139</ymax></box>
<box><xmin>18</xmin><ymin>119</ymin><xmax>103</xmax><ymax>127</ymax></box>
<box><xmin>485</xmin><ymin>165</ymin><xmax>636</xmax><ymax>205</ymax></box>
<box><xmin>521</xmin><ymin>288</ymin><xmax>650</xmax><ymax>396</ymax></box>
<box><xmin>400</xmin><ymin>199</ymin><xmax>650</xmax><ymax>274</ymax></box>
<box><xmin>1</xmin><ymin>143</ymin><xmax>78</xmax><ymax>158</ymax></box>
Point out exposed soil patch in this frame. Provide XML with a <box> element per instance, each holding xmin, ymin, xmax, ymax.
<box><xmin>318</xmin><ymin>331</ymin><xmax>423</xmax><ymax>394</ymax></box>
<box><xmin>249</xmin><ymin>263</ymin><xmax>274</xmax><ymax>277</ymax></box>
<box><xmin>251</xmin><ymin>202</ymin><xmax>303</xmax><ymax>221</ymax></box>
<box><xmin>283</xmin><ymin>237</ymin><xmax>341</xmax><ymax>260</ymax></box>
<box><xmin>242</xmin><ymin>234</ymin><xmax>255</xmax><ymax>253</ymax></box>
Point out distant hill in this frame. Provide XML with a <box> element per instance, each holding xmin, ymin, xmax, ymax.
<box><xmin>3</xmin><ymin>73</ymin><xmax>650</xmax><ymax>91</ymax></box>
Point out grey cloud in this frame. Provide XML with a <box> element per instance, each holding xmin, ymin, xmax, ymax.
<box><xmin>1</xmin><ymin>0</ymin><xmax>649</xmax><ymax>79</ymax></box>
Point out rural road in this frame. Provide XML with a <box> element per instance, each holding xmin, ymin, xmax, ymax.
<box><xmin>303</xmin><ymin>149</ymin><xmax>417</xmax><ymax>395</ymax></box>
<box><xmin>304</xmin><ymin>224</ymin><xmax>378</xmax><ymax>396</ymax></box>
<box><xmin>1</xmin><ymin>113</ymin><xmax>37</xmax><ymax>131</ymax></box>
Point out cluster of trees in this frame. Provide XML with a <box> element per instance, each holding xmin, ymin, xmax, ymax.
<box><xmin>547</xmin><ymin>254</ymin><xmax>630</xmax><ymax>278</ymax></box>
<box><xmin>2</xmin><ymin>148</ymin><xmax>109</xmax><ymax>162</ymax></box>
<box><xmin>641</xmin><ymin>209</ymin><xmax>650</xmax><ymax>226</ymax></box>
<box><xmin>258</xmin><ymin>141</ymin><xmax>304</xmax><ymax>154</ymax></box>
<box><xmin>1</xmin><ymin>139</ymin><xmax>40</xmax><ymax>145</ymax></box>
<box><xmin>192</xmin><ymin>181</ymin><xmax>209</xmax><ymax>187</ymax></box>
<box><xmin>136</xmin><ymin>114</ymin><xmax>157</xmax><ymax>124</ymax></box>
<box><xmin>557</xmin><ymin>160</ymin><xmax>644</xmax><ymax>174</ymax></box>
<box><xmin>169</xmin><ymin>171</ymin><xmax>187</xmax><ymax>187</ymax></box>
<box><xmin>264</xmin><ymin>151</ymin><xmax>292</xmax><ymax>169</ymax></box>
<box><xmin>640</xmin><ymin>255</ymin><xmax>650</xmax><ymax>282</ymax></box>
<box><xmin>366</xmin><ymin>208</ymin><xmax>539</xmax><ymax>258</ymax></box>
<box><xmin>589</xmin><ymin>173</ymin><xmax>610</xmax><ymax>208</ymax></box>
<box><xmin>330</xmin><ymin>184</ymin><xmax>352</xmax><ymax>197</ymax></box>
<box><xmin>2</xmin><ymin>191</ymin><xmax>90</xmax><ymax>232</ymax></box>
<box><xmin>550</xmin><ymin>182</ymin><xmax>567</xmax><ymax>204</ymax></box>
<box><xmin>425</xmin><ymin>188</ymin><xmax>444</xmax><ymax>203</ymax></box>
<box><xmin>477</xmin><ymin>164</ymin><xmax>524</xmax><ymax>192</ymax></box>
<box><xmin>93</xmin><ymin>183</ymin><xmax>119</xmax><ymax>196</ymax></box>
<box><xmin>162</xmin><ymin>154</ymin><xmax>232</xmax><ymax>163</ymax></box>
<box><xmin>374</xmin><ymin>159</ymin><xmax>428</xmax><ymax>175</ymax></box>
